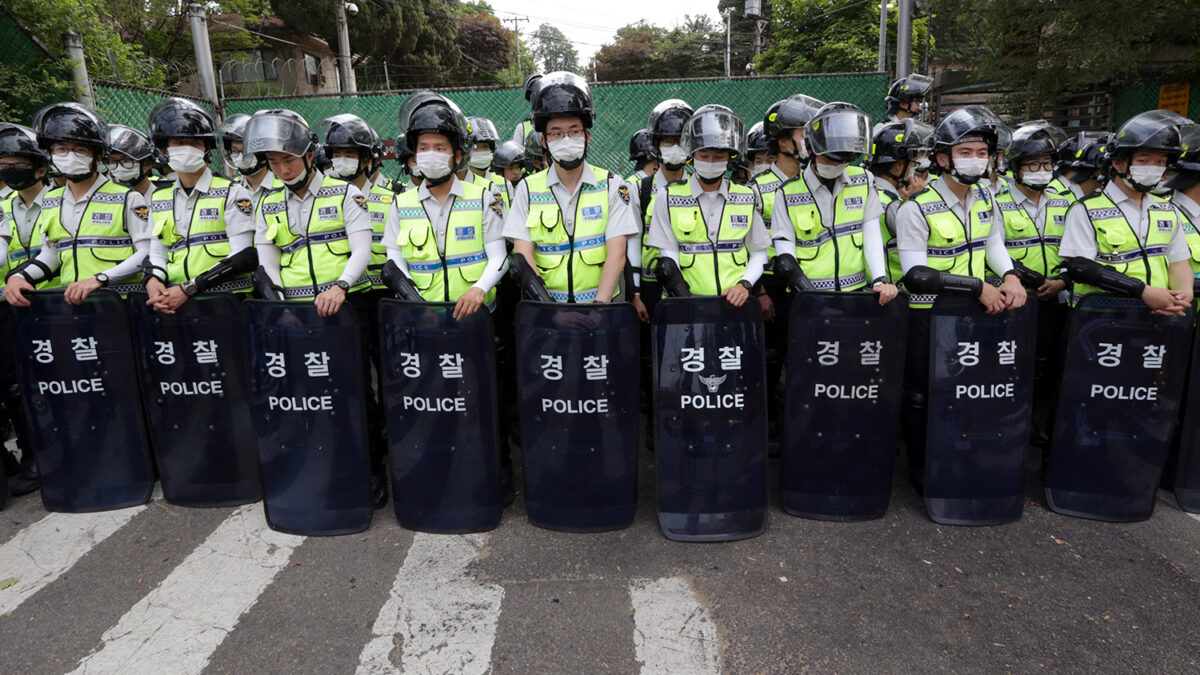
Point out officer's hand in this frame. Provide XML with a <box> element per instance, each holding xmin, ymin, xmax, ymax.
<box><xmin>453</xmin><ymin>287</ymin><xmax>486</xmax><ymax>321</ymax></box>
<box><xmin>151</xmin><ymin>285</ymin><xmax>189</xmax><ymax>314</ymax></box>
<box><xmin>873</xmin><ymin>282</ymin><xmax>899</xmax><ymax>306</ymax></box>
<box><xmin>144</xmin><ymin>277</ymin><xmax>167</xmax><ymax>302</ymax></box>
<box><xmin>1142</xmin><ymin>286</ymin><xmax>1187</xmax><ymax>316</ymax></box>
<box><xmin>723</xmin><ymin>283</ymin><xmax>750</xmax><ymax>307</ymax></box>
<box><xmin>4</xmin><ymin>277</ymin><xmax>33</xmax><ymax>307</ymax></box>
<box><xmin>757</xmin><ymin>291</ymin><xmax>776</xmax><ymax>321</ymax></box>
<box><xmin>1036</xmin><ymin>278</ymin><xmax>1067</xmax><ymax>300</ymax></box>
<box><xmin>999</xmin><ymin>276</ymin><xmax>1027</xmax><ymax>310</ymax></box>
<box><xmin>632</xmin><ymin>293</ymin><xmax>650</xmax><ymax>323</ymax></box>
<box><xmin>900</xmin><ymin>174</ymin><xmax>927</xmax><ymax>199</ymax></box>
<box><xmin>978</xmin><ymin>283</ymin><xmax>1005</xmax><ymax>315</ymax></box>
<box><xmin>65</xmin><ymin>278</ymin><xmax>103</xmax><ymax>306</ymax></box>
<box><xmin>315</xmin><ymin>285</ymin><xmax>347</xmax><ymax>317</ymax></box>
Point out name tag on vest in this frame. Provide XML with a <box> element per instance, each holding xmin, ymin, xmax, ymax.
<box><xmin>843</xmin><ymin>196</ymin><xmax>864</xmax><ymax>211</ymax></box>
<box><xmin>317</xmin><ymin>206</ymin><xmax>338</xmax><ymax>220</ymax></box>
<box><xmin>91</xmin><ymin>212</ymin><xmax>113</xmax><ymax>225</ymax></box>
<box><xmin>978</xmin><ymin>210</ymin><xmax>992</xmax><ymax>221</ymax></box>
<box><xmin>455</xmin><ymin>226</ymin><xmax>475</xmax><ymax>240</ymax></box>
<box><xmin>1053</xmin><ymin>214</ymin><xmax>1065</xmax><ymax>225</ymax></box>
<box><xmin>198</xmin><ymin>207</ymin><xmax>219</xmax><ymax>221</ymax></box>
<box><xmin>730</xmin><ymin>215</ymin><xmax>749</xmax><ymax>228</ymax></box>
<box><xmin>581</xmin><ymin>205</ymin><xmax>602</xmax><ymax>221</ymax></box>
<box><xmin>1157</xmin><ymin>218</ymin><xmax>1174</xmax><ymax>233</ymax></box>
<box><xmin>370</xmin><ymin>211</ymin><xmax>385</xmax><ymax>223</ymax></box>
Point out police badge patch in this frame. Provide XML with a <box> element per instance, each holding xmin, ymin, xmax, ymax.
<box><xmin>490</xmin><ymin>196</ymin><xmax>504</xmax><ymax>216</ymax></box>
<box><xmin>617</xmin><ymin>185</ymin><xmax>631</xmax><ymax>205</ymax></box>
<box><xmin>353</xmin><ymin>195</ymin><xmax>368</xmax><ymax>211</ymax></box>
<box><xmin>235</xmin><ymin>198</ymin><xmax>253</xmax><ymax>216</ymax></box>
<box><xmin>133</xmin><ymin>205</ymin><xmax>150</xmax><ymax>221</ymax></box>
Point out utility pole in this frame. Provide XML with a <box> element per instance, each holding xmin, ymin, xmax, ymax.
<box><xmin>895</xmin><ymin>0</ymin><xmax>912</xmax><ymax>79</ymax></box>
<box><xmin>503</xmin><ymin>16</ymin><xmax>529</xmax><ymax>75</ymax></box>
<box><xmin>877</xmin><ymin>0</ymin><xmax>889</xmax><ymax>74</ymax></box>
<box><xmin>335</xmin><ymin>0</ymin><xmax>356</xmax><ymax>94</ymax></box>
<box><xmin>187</xmin><ymin>5</ymin><xmax>220</xmax><ymax>115</ymax></box>
<box><xmin>723</xmin><ymin>9</ymin><xmax>732</xmax><ymax>79</ymax></box>
<box><xmin>64</xmin><ymin>31</ymin><xmax>94</xmax><ymax>108</ymax></box>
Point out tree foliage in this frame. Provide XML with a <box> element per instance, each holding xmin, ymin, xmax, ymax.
<box><xmin>591</xmin><ymin>17</ymin><xmax>726</xmax><ymax>82</ymax></box>
<box><xmin>756</xmin><ymin>0</ymin><xmax>930</xmax><ymax>76</ymax></box>
<box><xmin>529</xmin><ymin>23</ymin><xmax>579</xmax><ymax>74</ymax></box>
<box><xmin>452</xmin><ymin>3</ymin><xmax>514</xmax><ymax>85</ymax></box>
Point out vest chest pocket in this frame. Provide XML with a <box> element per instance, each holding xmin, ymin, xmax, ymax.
<box><xmin>577</xmin><ymin>235</ymin><xmax>608</xmax><ymax>266</ymax></box>
<box><xmin>1187</xmin><ymin>231</ymin><xmax>1200</xmax><ymax>263</ymax></box>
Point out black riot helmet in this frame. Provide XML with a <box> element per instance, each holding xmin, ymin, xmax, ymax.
<box><xmin>524</xmin><ymin>129</ymin><xmax>545</xmax><ymax>166</ymax></box>
<box><xmin>318</xmin><ymin>113</ymin><xmax>375</xmax><ymax>156</ymax></box>
<box><xmin>218</xmin><ymin>113</ymin><xmax>252</xmax><ymax>153</ymax></box>
<box><xmin>885</xmin><ymin>73</ymin><xmax>933</xmax><ymax>105</ymax></box>
<box><xmin>931</xmin><ymin>105</ymin><xmax>1005</xmax><ymax>155</ymax></box>
<box><xmin>0</xmin><ymin>123</ymin><xmax>47</xmax><ymax>165</ymax></box>
<box><xmin>468</xmin><ymin>116</ymin><xmax>501</xmax><ymax>149</ymax></box>
<box><xmin>405</xmin><ymin>104</ymin><xmax>472</xmax><ymax>156</ymax></box>
<box><xmin>532</xmin><ymin>71</ymin><xmax>595</xmax><ymax>133</ymax></box>
<box><xmin>1069</xmin><ymin>134</ymin><xmax>1110</xmax><ymax>177</ymax></box>
<box><xmin>1007</xmin><ymin>120</ymin><xmax>1066</xmax><ymax>166</ymax></box>
<box><xmin>745</xmin><ymin>122</ymin><xmax>770</xmax><ymax>158</ymax></box>
<box><xmin>804</xmin><ymin>102</ymin><xmax>870</xmax><ymax>163</ymax></box>
<box><xmin>393</xmin><ymin>132</ymin><xmax>414</xmax><ymax>174</ymax></box>
<box><xmin>1108</xmin><ymin>110</ymin><xmax>1184</xmax><ymax>162</ymax></box>
<box><xmin>492</xmin><ymin>140</ymin><xmax>526</xmax><ymax>173</ymax></box>
<box><xmin>629</xmin><ymin>128</ymin><xmax>655</xmax><ymax>162</ymax></box>
<box><xmin>523</xmin><ymin>73</ymin><xmax>544</xmax><ymax>102</ymax></box>
<box><xmin>106</xmin><ymin>124</ymin><xmax>155</xmax><ymax>162</ymax></box>
<box><xmin>647</xmin><ymin>99</ymin><xmax>694</xmax><ymax>143</ymax></box>
<box><xmin>148</xmin><ymin>98</ymin><xmax>217</xmax><ymax>150</ymax></box>
<box><xmin>397</xmin><ymin>91</ymin><xmax>465</xmax><ymax>131</ymax></box>
<box><xmin>868</xmin><ymin>118</ymin><xmax>928</xmax><ymax>168</ymax></box>
<box><xmin>244</xmin><ymin>109</ymin><xmax>317</xmax><ymax>158</ymax></box>
<box><xmin>763</xmin><ymin>94</ymin><xmax>825</xmax><ymax>140</ymax></box>
<box><xmin>1164</xmin><ymin>121</ymin><xmax>1200</xmax><ymax>190</ymax></box>
<box><xmin>33</xmin><ymin>102</ymin><xmax>108</xmax><ymax>153</ymax></box>
<box><xmin>681</xmin><ymin>105</ymin><xmax>745</xmax><ymax>158</ymax></box>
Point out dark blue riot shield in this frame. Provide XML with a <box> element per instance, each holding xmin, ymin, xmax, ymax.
<box><xmin>11</xmin><ymin>290</ymin><xmax>155</xmax><ymax>511</ymax></box>
<box><xmin>653</xmin><ymin>297</ymin><xmax>767</xmax><ymax>542</ymax></box>
<box><xmin>246</xmin><ymin>300</ymin><xmax>372</xmax><ymax>535</ymax></box>
<box><xmin>515</xmin><ymin>301</ymin><xmax>639</xmax><ymax>532</ymax></box>
<box><xmin>1175</xmin><ymin>324</ymin><xmax>1200</xmax><ymax>512</ymax></box>
<box><xmin>129</xmin><ymin>293</ymin><xmax>261</xmax><ymax>507</ymax></box>
<box><xmin>379</xmin><ymin>300</ymin><xmax>502</xmax><ymax>533</ymax></box>
<box><xmin>925</xmin><ymin>296</ymin><xmax>1036</xmax><ymax>525</ymax></box>
<box><xmin>782</xmin><ymin>292</ymin><xmax>908</xmax><ymax>520</ymax></box>
<box><xmin>1046</xmin><ymin>295</ymin><xmax>1191</xmax><ymax>521</ymax></box>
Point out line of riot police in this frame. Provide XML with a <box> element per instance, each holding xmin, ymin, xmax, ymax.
<box><xmin>2</xmin><ymin>71</ymin><xmax>1199</xmax><ymax>541</ymax></box>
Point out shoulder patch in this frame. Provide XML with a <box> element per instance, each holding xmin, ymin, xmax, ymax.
<box><xmin>353</xmin><ymin>194</ymin><xmax>368</xmax><ymax>212</ymax></box>
<box><xmin>235</xmin><ymin>198</ymin><xmax>253</xmax><ymax>216</ymax></box>
<box><xmin>617</xmin><ymin>184</ymin><xmax>631</xmax><ymax>205</ymax></box>
<box><xmin>490</xmin><ymin>195</ymin><xmax>504</xmax><ymax>216</ymax></box>
<box><xmin>133</xmin><ymin>205</ymin><xmax>150</xmax><ymax>221</ymax></box>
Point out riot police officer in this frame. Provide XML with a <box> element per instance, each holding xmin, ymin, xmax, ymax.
<box><xmin>5</xmin><ymin>103</ymin><xmax>151</xmax><ymax>306</ymax></box>
<box><xmin>0</xmin><ymin>123</ymin><xmax>50</xmax><ymax>494</ymax></box>
<box><xmin>997</xmin><ymin>121</ymin><xmax>1071</xmax><ymax>299</ymax></box>
<box><xmin>105</xmin><ymin>125</ymin><xmax>161</xmax><ymax>201</ymax></box>
<box><xmin>393</xmin><ymin>131</ymin><xmax>420</xmax><ymax>193</ymax></box>
<box><xmin>523</xmin><ymin>130</ymin><xmax>547</xmax><ymax>174</ymax></box>
<box><xmin>1058</xmin><ymin>110</ymin><xmax>1193</xmax><ymax>315</ymax></box>
<box><xmin>636</xmin><ymin>99</ymin><xmax>695</xmax><ymax>320</ymax></box>
<box><xmin>466</xmin><ymin>116</ymin><xmax>504</xmax><ymax>190</ymax></box>
<box><xmin>881</xmin><ymin>73</ymin><xmax>933</xmax><ymax>126</ymax></box>
<box><xmin>894</xmin><ymin>105</ymin><xmax>1028</xmax><ymax>486</ymax></box>
<box><xmin>317</xmin><ymin>114</ymin><xmax>397</xmax><ymax>290</ymax></box>
<box><xmin>367</xmin><ymin>127</ymin><xmax>391</xmax><ymax>192</ymax></box>
<box><xmin>502</xmin><ymin>72</ymin><xmax>639</xmax><ymax>303</ymax></box>
<box><xmin>385</xmin><ymin>103</ymin><xmax>506</xmax><ymax>318</ymax></box>
<box><xmin>491</xmin><ymin>140</ymin><xmax>525</xmax><ymax>209</ymax></box>
<box><xmin>220</xmin><ymin>112</ymin><xmax>281</xmax><ymax>214</ymax></box>
<box><xmin>1166</xmin><ymin>120</ymin><xmax>1200</xmax><ymax>276</ymax></box>
<box><xmin>143</xmin><ymin>98</ymin><xmax>256</xmax><ymax>312</ymax></box>
<box><xmin>744</xmin><ymin>122</ymin><xmax>773</xmax><ymax>179</ymax></box>
<box><xmin>511</xmin><ymin>73</ymin><xmax>543</xmax><ymax>144</ymax></box>
<box><xmin>645</xmin><ymin>105</ymin><xmax>769</xmax><ymax>305</ymax></box>
<box><xmin>868</xmin><ymin>118</ymin><xmax>931</xmax><ymax>283</ymax></box>
<box><xmin>771</xmin><ymin>102</ymin><xmax>899</xmax><ymax>304</ymax></box>
<box><xmin>1059</xmin><ymin>133</ymin><xmax>1109</xmax><ymax>201</ymax></box>
<box><xmin>627</xmin><ymin>129</ymin><xmax>657</xmax><ymax>185</ymax></box>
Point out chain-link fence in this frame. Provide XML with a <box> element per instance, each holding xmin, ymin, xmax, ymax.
<box><xmin>93</xmin><ymin>81</ymin><xmax>215</xmax><ymax>129</ymax></box>
<box><xmin>223</xmin><ymin>72</ymin><xmax>890</xmax><ymax>181</ymax></box>
<box><xmin>1112</xmin><ymin>79</ymin><xmax>1198</xmax><ymax>127</ymax></box>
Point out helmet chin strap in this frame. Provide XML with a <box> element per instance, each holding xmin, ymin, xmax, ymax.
<box><xmin>283</xmin><ymin>157</ymin><xmax>312</xmax><ymax>192</ymax></box>
<box><xmin>550</xmin><ymin>138</ymin><xmax>588</xmax><ymax>171</ymax></box>
<box><xmin>947</xmin><ymin>157</ymin><xmax>983</xmax><ymax>186</ymax></box>
<box><xmin>698</xmin><ymin>174</ymin><xmax>722</xmax><ymax>186</ymax></box>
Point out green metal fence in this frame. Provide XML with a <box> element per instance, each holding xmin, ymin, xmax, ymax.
<box><xmin>1112</xmin><ymin>79</ymin><xmax>1197</xmax><ymax>127</ymax></box>
<box><xmin>93</xmin><ymin>81</ymin><xmax>215</xmax><ymax>129</ymax></box>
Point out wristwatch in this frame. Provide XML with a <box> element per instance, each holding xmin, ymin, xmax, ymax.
<box><xmin>182</xmin><ymin>279</ymin><xmax>200</xmax><ymax>296</ymax></box>
<box><xmin>871</xmin><ymin>276</ymin><xmax>888</xmax><ymax>288</ymax></box>
<box><xmin>94</xmin><ymin>273</ymin><xmax>110</xmax><ymax>287</ymax></box>
<box><xmin>334</xmin><ymin>280</ymin><xmax>350</xmax><ymax>292</ymax></box>
<box><xmin>738</xmin><ymin>279</ymin><xmax>753</xmax><ymax>291</ymax></box>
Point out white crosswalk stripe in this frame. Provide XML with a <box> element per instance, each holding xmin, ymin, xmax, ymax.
<box><xmin>68</xmin><ymin>502</ymin><xmax>303</xmax><ymax>675</ymax></box>
<box><xmin>0</xmin><ymin>505</ymin><xmax>146</xmax><ymax>615</ymax></box>
<box><xmin>629</xmin><ymin>577</ymin><xmax>721</xmax><ymax>675</ymax></box>
<box><xmin>358</xmin><ymin>533</ymin><xmax>504</xmax><ymax>675</ymax></box>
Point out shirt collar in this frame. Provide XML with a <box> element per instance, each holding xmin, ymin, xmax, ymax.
<box><xmin>288</xmin><ymin>169</ymin><xmax>325</xmax><ymax>202</ymax></box>
<box><xmin>688</xmin><ymin>174</ymin><xmax>729</xmax><ymax>199</ymax></box>
<box><xmin>178</xmin><ymin>168</ymin><xmax>214</xmax><ymax>196</ymax></box>
<box><xmin>417</xmin><ymin>175</ymin><xmax>466</xmax><ymax>202</ymax></box>
<box><xmin>770</xmin><ymin>163</ymin><xmax>793</xmax><ymax>183</ymax></box>
<box><xmin>656</xmin><ymin>168</ymin><xmax>688</xmax><ymax>188</ymax></box>
<box><xmin>547</xmin><ymin>163</ymin><xmax>598</xmax><ymax>189</ymax></box>
<box><xmin>68</xmin><ymin>174</ymin><xmax>109</xmax><ymax>203</ymax></box>
<box><xmin>802</xmin><ymin>163</ymin><xmax>846</xmax><ymax>193</ymax></box>
<box><xmin>1104</xmin><ymin>179</ymin><xmax>1141</xmax><ymax>207</ymax></box>
<box><xmin>873</xmin><ymin>175</ymin><xmax>899</xmax><ymax>199</ymax></box>
<box><xmin>1173</xmin><ymin>192</ymin><xmax>1199</xmax><ymax>222</ymax></box>
<box><xmin>16</xmin><ymin>185</ymin><xmax>50</xmax><ymax>210</ymax></box>
<box><xmin>931</xmin><ymin>174</ymin><xmax>986</xmax><ymax>209</ymax></box>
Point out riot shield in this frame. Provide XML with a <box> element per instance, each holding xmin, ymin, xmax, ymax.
<box><xmin>782</xmin><ymin>291</ymin><xmax>908</xmax><ymax>520</ymax></box>
<box><xmin>246</xmin><ymin>300</ymin><xmax>372</xmax><ymax>535</ymax></box>
<box><xmin>129</xmin><ymin>292</ymin><xmax>261</xmax><ymax>507</ymax></box>
<box><xmin>653</xmin><ymin>296</ymin><xmax>767</xmax><ymax>542</ymax></box>
<box><xmin>11</xmin><ymin>290</ymin><xmax>155</xmax><ymax>512</ymax></box>
<box><xmin>925</xmin><ymin>296</ymin><xmax>1036</xmax><ymax>525</ymax></box>
<box><xmin>379</xmin><ymin>300</ymin><xmax>502</xmax><ymax>533</ymax></box>
<box><xmin>1175</xmin><ymin>324</ymin><xmax>1200</xmax><ymax>512</ymax></box>
<box><xmin>1046</xmin><ymin>295</ymin><xmax>1191</xmax><ymax>521</ymax></box>
<box><xmin>515</xmin><ymin>301</ymin><xmax>639</xmax><ymax>532</ymax></box>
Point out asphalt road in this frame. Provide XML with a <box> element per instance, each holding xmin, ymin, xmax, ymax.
<box><xmin>1</xmin><ymin>441</ymin><xmax>1199</xmax><ymax>674</ymax></box>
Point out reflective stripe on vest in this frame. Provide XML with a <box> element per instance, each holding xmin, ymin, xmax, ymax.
<box><xmin>366</xmin><ymin>184</ymin><xmax>394</xmax><ymax>288</ymax></box>
<box><xmin>908</xmin><ymin>183</ymin><xmax>995</xmax><ymax>309</ymax></box>
<box><xmin>39</xmin><ymin>181</ymin><xmax>138</xmax><ymax>290</ymax></box>
<box><xmin>992</xmin><ymin>190</ymin><xmax>1069</xmax><ymax>278</ymax></box>
<box><xmin>151</xmin><ymin>177</ymin><xmax>244</xmax><ymax>286</ymax></box>
<box><xmin>524</xmin><ymin>166</ymin><xmax>613</xmax><ymax>302</ymax></box>
<box><xmin>396</xmin><ymin>179</ymin><xmax>494</xmax><ymax>304</ymax></box>
<box><xmin>779</xmin><ymin>166</ymin><xmax>872</xmax><ymax>291</ymax></box>
<box><xmin>666</xmin><ymin>181</ymin><xmax>755</xmax><ymax>296</ymax></box>
<box><xmin>1072</xmin><ymin>192</ymin><xmax>1176</xmax><ymax>300</ymax></box>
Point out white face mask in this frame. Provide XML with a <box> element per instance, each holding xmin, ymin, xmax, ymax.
<box><xmin>416</xmin><ymin>151</ymin><xmax>453</xmax><ymax>180</ymax></box>
<box><xmin>660</xmin><ymin>144</ymin><xmax>689</xmax><ymax>166</ymax></box>
<box><xmin>282</xmin><ymin>166</ymin><xmax>309</xmax><ymax>190</ymax></box>
<box><xmin>953</xmin><ymin>156</ymin><xmax>990</xmax><ymax>180</ymax></box>
<box><xmin>409</xmin><ymin>163</ymin><xmax>423</xmax><ymax>179</ymax></box>
<box><xmin>109</xmin><ymin>164</ymin><xmax>143</xmax><ymax>183</ymax></box>
<box><xmin>547</xmin><ymin>136</ymin><xmax>587</xmax><ymax>163</ymax></box>
<box><xmin>469</xmin><ymin>150</ymin><xmax>494</xmax><ymax>169</ymax></box>
<box><xmin>1128</xmin><ymin>165</ymin><xmax>1166</xmax><ymax>190</ymax></box>
<box><xmin>53</xmin><ymin>151</ymin><xmax>93</xmax><ymax>177</ymax></box>
<box><xmin>167</xmin><ymin>146</ymin><xmax>207</xmax><ymax>174</ymax></box>
<box><xmin>1021</xmin><ymin>170</ymin><xmax>1053</xmax><ymax>188</ymax></box>
<box><xmin>693</xmin><ymin>160</ymin><xmax>727</xmax><ymax>180</ymax></box>
<box><xmin>330</xmin><ymin>156</ymin><xmax>360</xmax><ymax>178</ymax></box>
<box><xmin>915</xmin><ymin>157</ymin><xmax>931</xmax><ymax>173</ymax></box>
<box><xmin>751</xmin><ymin>163</ymin><xmax>771</xmax><ymax>178</ymax></box>
<box><xmin>814</xmin><ymin>161</ymin><xmax>848</xmax><ymax>180</ymax></box>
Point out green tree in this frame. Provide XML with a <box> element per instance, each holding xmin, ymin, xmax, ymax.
<box><xmin>757</xmin><ymin>0</ymin><xmax>930</xmax><ymax>76</ymax></box>
<box><xmin>591</xmin><ymin>17</ymin><xmax>725</xmax><ymax>82</ymax></box>
<box><xmin>453</xmin><ymin>4</ymin><xmax>514</xmax><ymax>85</ymax></box>
<box><xmin>529</xmin><ymin>23</ymin><xmax>579</xmax><ymax>74</ymax></box>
